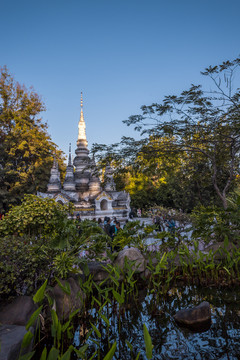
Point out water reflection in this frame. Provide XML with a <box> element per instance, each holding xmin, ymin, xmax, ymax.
<box><xmin>74</xmin><ymin>286</ymin><xmax>240</xmax><ymax>359</ymax></box>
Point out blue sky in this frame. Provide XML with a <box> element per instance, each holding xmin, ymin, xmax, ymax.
<box><xmin>1</xmin><ymin>0</ymin><xmax>240</xmax><ymax>160</ymax></box>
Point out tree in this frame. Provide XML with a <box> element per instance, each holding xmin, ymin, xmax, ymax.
<box><xmin>0</xmin><ymin>67</ymin><xmax>65</xmax><ymax>211</ymax></box>
<box><xmin>93</xmin><ymin>58</ymin><xmax>240</xmax><ymax>209</ymax></box>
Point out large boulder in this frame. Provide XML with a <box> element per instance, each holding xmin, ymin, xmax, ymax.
<box><xmin>87</xmin><ymin>262</ymin><xmax>110</xmax><ymax>282</ymax></box>
<box><xmin>0</xmin><ymin>296</ymin><xmax>37</xmax><ymax>327</ymax></box>
<box><xmin>52</xmin><ymin>277</ymin><xmax>85</xmax><ymax>321</ymax></box>
<box><xmin>174</xmin><ymin>301</ymin><xmax>211</xmax><ymax>331</ymax></box>
<box><xmin>204</xmin><ymin>242</ymin><xmax>238</xmax><ymax>260</ymax></box>
<box><xmin>0</xmin><ymin>325</ymin><xmax>34</xmax><ymax>360</ymax></box>
<box><xmin>113</xmin><ymin>247</ymin><xmax>146</xmax><ymax>273</ymax></box>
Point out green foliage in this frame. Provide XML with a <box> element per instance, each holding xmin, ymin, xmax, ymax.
<box><xmin>77</xmin><ymin>220</ymin><xmax>111</xmax><ymax>260</ymax></box>
<box><xmin>0</xmin><ymin>194</ymin><xmax>74</xmax><ymax>240</ymax></box>
<box><xmin>191</xmin><ymin>204</ymin><xmax>240</xmax><ymax>244</ymax></box>
<box><xmin>94</xmin><ymin>57</ymin><xmax>240</xmax><ymax>210</ymax></box>
<box><xmin>0</xmin><ymin>206</ymin><xmax>113</xmax><ymax>299</ymax></box>
<box><xmin>33</xmin><ymin>279</ymin><xmax>48</xmax><ymax>303</ymax></box>
<box><xmin>0</xmin><ymin>196</ymin><xmax>81</xmax><ymax>299</ymax></box>
<box><xmin>0</xmin><ymin>236</ymin><xmax>55</xmax><ymax>299</ymax></box>
<box><xmin>26</xmin><ymin>305</ymin><xmax>43</xmax><ymax>330</ymax></box>
<box><xmin>102</xmin><ymin>342</ymin><xmax>116</xmax><ymax>360</ymax></box>
<box><xmin>53</xmin><ymin>253</ymin><xmax>80</xmax><ymax>279</ymax></box>
<box><xmin>19</xmin><ymin>351</ymin><xmax>35</xmax><ymax>360</ymax></box>
<box><xmin>143</xmin><ymin>324</ymin><xmax>153</xmax><ymax>359</ymax></box>
<box><xmin>112</xmin><ymin>220</ymin><xmax>156</xmax><ymax>252</ymax></box>
<box><xmin>19</xmin><ymin>217</ymin><xmax>240</xmax><ymax>359</ymax></box>
<box><xmin>0</xmin><ymin>67</ymin><xmax>65</xmax><ymax>211</ymax></box>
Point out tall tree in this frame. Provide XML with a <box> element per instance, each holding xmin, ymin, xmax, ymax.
<box><xmin>93</xmin><ymin>58</ymin><xmax>240</xmax><ymax>209</ymax></box>
<box><xmin>0</xmin><ymin>67</ymin><xmax>65</xmax><ymax>211</ymax></box>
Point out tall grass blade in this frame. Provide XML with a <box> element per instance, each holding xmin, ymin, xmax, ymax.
<box><xmin>103</xmin><ymin>341</ymin><xmax>117</xmax><ymax>360</ymax></box>
<box><xmin>143</xmin><ymin>323</ymin><xmax>153</xmax><ymax>359</ymax></box>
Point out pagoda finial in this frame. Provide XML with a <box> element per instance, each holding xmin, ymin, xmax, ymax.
<box><xmin>80</xmin><ymin>92</ymin><xmax>84</xmax><ymax>123</ymax></box>
<box><xmin>78</xmin><ymin>93</ymin><xmax>88</xmax><ymax>146</ymax></box>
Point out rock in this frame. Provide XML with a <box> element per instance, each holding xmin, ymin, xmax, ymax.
<box><xmin>0</xmin><ymin>325</ymin><xmax>34</xmax><ymax>360</ymax></box>
<box><xmin>113</xmin><ymin>247</ymin><xmax>146</xmax><ymax>273</ymax></box>
<box><xmin>174</xmin><ymin>301</ymin><xmax>211</xmax><ymax>331</ymax></box>
<box><xmin>204</xmin><ymin>242</ymin><xmax>239</xmax><ymax>260</ymax></box>
<box><xmin>143</xmin><ymin>268</ymin><xmax>151</xmax><ymax>280</ymax></box>
<box><xmin>87</xmin><ymin>262</ymin><xmax>110</xmax><ymax>282</ymax></box>
<box><xmin>146</xmin><ymin>251</ymin><xmax>159</xmax><ymax>267</ymax></box>
<box><xmin>0</xmin><ymin>296</ymin><xmax>37</xmax><ymax>327</ymax></box>
<box><xmin>52</xmin><ymin>277</ymin><xmax>85</xmax><ymax>321</ymax></box>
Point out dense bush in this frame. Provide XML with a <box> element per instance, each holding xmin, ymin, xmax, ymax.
<box><xmin>0</xmin><ymin>236</ymin><xmax>56</xmax><ymax>300</ymax></box>
<box><xmin>0</xmin><ymin>195</ymin><xmax>112</xmax><ymax>300</ymax></box>
<box><xmin>0</xmin><ymin>194</ymin><xmax>73</xmax><ymax>239</ymax></box>
<box><xmin>191</xmin><ymin>203</ymin><xmax>240</xmax><ymax>245</ymax></box>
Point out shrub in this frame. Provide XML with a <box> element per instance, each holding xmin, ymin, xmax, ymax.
<box><xmin>0</xmin><ymin>236</ymin><xmax>56</xmax><ymax>299</ymax></box>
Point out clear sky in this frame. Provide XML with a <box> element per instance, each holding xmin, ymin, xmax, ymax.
<box><xmin>1</xmin><ymin>0</ymin><xmax>240</xmax><ymax>159</ymax></box>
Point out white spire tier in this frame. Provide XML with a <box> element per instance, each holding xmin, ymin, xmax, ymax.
<box><xmin>77</xmin><ymin>92</ymin><xmax>88</xmax><ymax>148</ymax></box>
<box><xmin>74</xmin><ymin>92</ymin><xmax>91</xmax><ymax>192</ymax></box>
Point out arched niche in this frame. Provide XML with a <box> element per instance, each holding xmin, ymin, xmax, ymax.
<box><xmin>100</xmin><ymin>199</ymin><xmax>108</xmax><ymax>211</ymax></box>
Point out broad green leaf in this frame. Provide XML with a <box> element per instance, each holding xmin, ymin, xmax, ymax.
<box><xmin>103</xmin><ymin>341</ymin><xmax>117</xmax><ymax>360</ymax></box>
<box><xmin>33</xmin><ymin>279</ymin><xmax>48</xmax><ymax>303</ymax></box>
<box><xmin>73</xmin><ymin>344</ymin><xmax>88</xmax><ymax>357</ymax></box>
<box><xmin>51</xmin><ymin>310</ymin><xmax>59</xmax><ymax>329</ymax></box>
<box><xmin>81</xmin><ymin>262</ymin><xmax>90</xmax><ymax>276</ymax></box>
<box><xmin>121</xmin><ymin>282</ymin><xmax>125</xmax><ymax>301</ymax></box>
<box><xmin>47</xmin><ymin>347</ymin><xmax>59</xmax><ymax>360</ymax></box>
<box><xmin>69</xmin><ymin>308</ymin><xmax>80</xmax><ymax>320</ymax></box>
<box><xmin>40</xmin><ymin>347</ymin><xmax>47</xmax><ymax>360</ymax></box>
<box><xmin>92</xmin><ymin>296</ymin><xmax>101</xmax><ymax>306</ymax></box>
<box><xmin>223</xmin><ymin>266</ymin><xmax>231</xmax><ymax>275</ymax></box>
<box><xmin>19</xmin><ymin>352</ymin><xmax>35</xmax><ymax>360</ymax></box>
<box><xmin>55</xmin><ymin>278</ymin><xmax>71</xmax><ymax>295</ymax></box>
<box><xmin>60</xmin><ymin>346</ymin><xmax>72</xmax><ymax>360</ymax></box>
<box><xmin>51</xmin><ymin>310</ymin><xmax>59</xmax><ymax>338</ymax></box>
<box><xmin>112</xmin><ymin>289</ymin><xmax>123</xmax><ymax>304</ymax></box>
<box><xmin>45</xmin><ymin>293</ymin><xmax>54</xmax><ymax>307</ymax></box>
<box><xmin>62</xmin><ymin>320</ymin><xmax>70</xmax><ymax>332</ymax></box>
<box><xmin>100</xmin><ymin>313</ymin><xmax>110</xmax><ymax>326</ymax></box>
<box><xmin>143</xmin><ymin>323</ymin><xmax>153</xmax><ymax>359</ymax></box>
<box><xmin>26</xmin><ymin>305</ymin><xmax>43</xmax><ymax>330</ymax></box>
<box><xmin>90</xmin><ymin>322</ymin><xmax>101</xmax><ymax>338</ymax></box>
<box><xmin>21</xmin><ymin>330</ymin><xmax>33</xmax><ymax>348</ymax></box>
<box><xmin>125</xmin><ymin>340</ymin><xmax>133</xmax><ymax>351</ymax></box>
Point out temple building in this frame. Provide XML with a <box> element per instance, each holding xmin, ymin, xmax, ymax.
<box><xmin>38</xmin><ymin>94</ymin><xmax>130</xmax><ymax>220</ymax></box>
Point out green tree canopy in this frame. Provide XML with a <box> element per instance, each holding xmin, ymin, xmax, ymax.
<box><xmin>93</xmin><ymin>58</ymin><xmax>240</xmax><ymax>210</ymax></box>
<box><xmin>0</xmin><ymin>67</ymin><xmax>65</xmax><ymax>211</ymax></box>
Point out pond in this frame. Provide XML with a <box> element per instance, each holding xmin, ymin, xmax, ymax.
<box><xmin>72</xmin><ymin>285</ymin><xmax>240</xmax><ymax>360</ymax></box>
